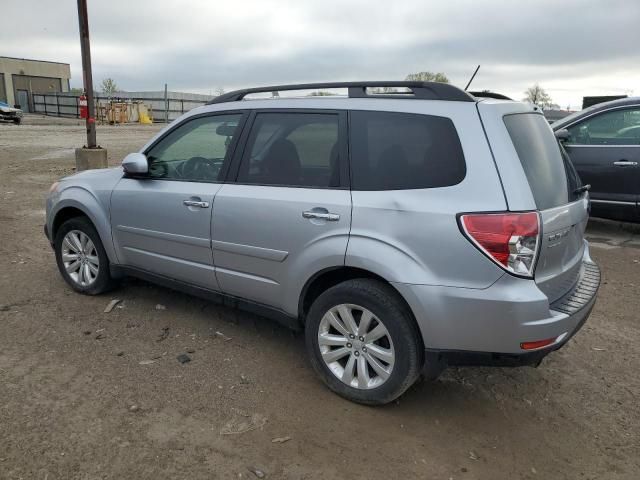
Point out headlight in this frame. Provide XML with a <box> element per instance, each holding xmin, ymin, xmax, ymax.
<box><xmin>49</xmin><ymin>181</ymin><xmax>60</xmax><ymax>193</ymax></box>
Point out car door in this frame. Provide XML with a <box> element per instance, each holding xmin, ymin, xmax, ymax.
<box><xmin>211</xmin><ymin>110</ymin><xmax>351</xmax><ymax>315</ymax></box>
<box><xmin>111</xmin><ymin>112</ymin><xmax>247</xmax><ymax>289</ymax></box>
<box><xmin>564</xmin><ymin>106</ymin><xmax>640</xmax><ymax>221</ymax></box>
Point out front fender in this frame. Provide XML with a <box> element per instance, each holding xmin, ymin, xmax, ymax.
<box><xmin>48</xmin><ymin>187</ymin><xmax>118</xmax><ymax>264</ymax></box>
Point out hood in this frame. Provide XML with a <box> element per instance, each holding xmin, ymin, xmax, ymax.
<box><xmin>60</xmin><ymin>166</ymin><xmax>123</xmax><ymax>183</ymax></box>
<box><xmin>0</xmin><ymin>104</ymin><xmax>22</xmax><ymax>113</ymax></box>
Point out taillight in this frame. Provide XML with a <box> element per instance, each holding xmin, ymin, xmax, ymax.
<box><xmin>459</xmin><ymin>212</ymin><xmax>540</xmax><ymax>278</ymax></box>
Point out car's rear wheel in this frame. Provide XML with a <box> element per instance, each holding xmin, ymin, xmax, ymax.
<box><xmin>54</xmin><ymin>217</ymin><xmax>117</xmax><ymax>295</ymax></box>
<box><xmin>305</xmin><ymin>279</ymin><xmax>423</xmax><ymax>405</ymax></box>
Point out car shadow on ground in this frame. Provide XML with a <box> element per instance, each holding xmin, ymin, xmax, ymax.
<box><xmin>116</xmin><ymin>274</ymin><xmax>553</xmax><ymax>414</ymax></box>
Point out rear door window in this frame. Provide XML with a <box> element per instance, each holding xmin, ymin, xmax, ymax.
<box><xmin>504</xmin><ymin>113</ymin><xmax>569</xmax><ymax>210</ymax></box>
<box><xmin>349</xmin><ymin>111</ymin><xmax>466</xmax><ymax>190</ymax></box>
<box><xmin>237</xmin><ymin>112</ymin><xmax>341</xmax><ymax>188</ymax></box>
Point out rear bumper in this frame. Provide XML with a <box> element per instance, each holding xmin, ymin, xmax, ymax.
<box><xmin>393</xmin><ymin>249</ymin><xmax>600</xmax><ymax>363</ymax></box>
<box><xmin>426</xmin><ymin>287</ymin><xmax>597</xmax><ymax>368</ymax></box>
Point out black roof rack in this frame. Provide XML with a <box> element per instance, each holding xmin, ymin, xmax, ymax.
<box><xmin>207</xmin><ymin>81</ymin><xmax>475</xmax><ymax>104</ymax></box>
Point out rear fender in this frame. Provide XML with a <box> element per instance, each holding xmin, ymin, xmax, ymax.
<box><xmin>280</xmin><ymin>232</ymin><xmax>350</xmax><ymax>317</ymax></box>
<box><xmin>345</xmin><ymin>234</ymin><xmax>432</xmax><ymax>284</ymax></box>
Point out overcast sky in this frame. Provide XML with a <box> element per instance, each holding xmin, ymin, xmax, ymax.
<box><xmin>2</xmin><ymin>0</ymin><xmax>638</xmax><ymax>109</ymax></box>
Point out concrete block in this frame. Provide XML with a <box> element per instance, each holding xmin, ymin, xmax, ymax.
<box><xmin>75</xmin><ymin>147</ymin><xmax>108</xmax><ymax>171</ymax></box>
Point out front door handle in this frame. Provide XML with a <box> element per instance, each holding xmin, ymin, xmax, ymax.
<box><xmin>183</xmin><ymin>200</ymin><xmax>210</xmax><ymax>208</ymax></box>
<box><xmin>302</xmin><ymin>210</ymin><xmax>340</xmax><ymax>221</ymax></box>
<box><xmin>613</xmin><ymin>160</ymin><xmax>638</xmax><ymax>166</ymax></box>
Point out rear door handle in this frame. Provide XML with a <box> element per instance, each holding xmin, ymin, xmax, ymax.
<box><xmin>613</xmin><ymin>160</ymin><xmax>638</xmax><ymax>166</ymax></box>
<box><xmin>302</xmin><ymin>210</ymin><xmax>340</xmax><ymax>221</ymax></box>
<box><xmin>183</xmin><ymin>200</ymin><xmax>210</xmax><ymax>208</ymax></box>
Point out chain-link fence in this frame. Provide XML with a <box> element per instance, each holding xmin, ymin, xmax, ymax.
<box><xmin>32</xmin><ymin>92</ymin><xmax>210</xmax><ymax>122</ymax></box>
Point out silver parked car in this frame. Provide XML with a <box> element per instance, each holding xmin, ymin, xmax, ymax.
<box><xmin>45</xmin><ymin>82</ymin><xmax>600</xmax><ymax>405</ymax></box>
<box><xmin>0</xmin><ymin>101</ymin><xmax>23</xmax><ymax>124</ymax></box>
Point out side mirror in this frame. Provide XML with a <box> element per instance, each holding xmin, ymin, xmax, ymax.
<box><xmin>554</xmin><ymin>129</ymin><xmax>571</xmax><ymax>142</ymax></box>
<box><xmin>122</xmin><ymin>152</ymin><xmax>149</xmax><ymax>175</ymax></box>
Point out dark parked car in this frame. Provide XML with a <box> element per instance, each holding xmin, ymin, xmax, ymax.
<box><xmin>553</xmin><ymin>97</ymin><xmax>640</xmax><ymax>223</ymax></box>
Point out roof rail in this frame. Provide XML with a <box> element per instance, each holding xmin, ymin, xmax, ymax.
<box><xmin>207</xmin><ymin>81</ymin><xmax>475</xmax><ymax>104</ymax></box>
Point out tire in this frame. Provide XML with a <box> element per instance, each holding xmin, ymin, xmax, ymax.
<box><xmin>305</xmin><ymin>279</ymin><xmax>423</xmax><ymax>405</ymax></box>
<box><xmin>54</xmin><ymin>216</ymin><xmax>117</xmax><ymax>295</ymax></box>
<box><xmin>13</xmin><ymin>118</ymin><xmax>21</xmax><ymax>125</ymax></box>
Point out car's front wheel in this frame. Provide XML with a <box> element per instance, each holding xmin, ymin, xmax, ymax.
<box><xmin>305</xmin><ymin>279</ymin><xmax>423</xmax><ymax>405</ymax></box>
<box><xmin>54</xmin><ymin>216</ymin><xmax>117</xmax><ymax>295</ymax></box>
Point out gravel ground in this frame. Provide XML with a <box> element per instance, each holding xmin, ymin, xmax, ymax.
<box><xmin>0</xmin><ymin>115</ymin><xmax>639</xmax><ymax>480</ymax></box>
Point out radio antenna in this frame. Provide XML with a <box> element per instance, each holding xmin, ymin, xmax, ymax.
<box><xmin>464</xmin><ymin>65</ymin><xmax>481</xmax><ymax>91</ymax></box>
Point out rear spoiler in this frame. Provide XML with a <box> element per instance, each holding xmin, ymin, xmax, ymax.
<box><xmin>470</xmin><ymin>91</ymin><xmax>513</xmax><ymax>100</ymax></box>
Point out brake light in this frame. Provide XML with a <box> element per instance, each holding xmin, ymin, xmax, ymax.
<box><xmin>460</xmin><ymin>212</ymin><xmax>540</xmax><ymax>278</ymax></box>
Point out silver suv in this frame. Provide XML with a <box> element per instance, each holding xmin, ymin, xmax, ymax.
<box><xmin>45</xmin><ymin>82</ymin><xmax>600</xmax><ymax>405</ymax></box>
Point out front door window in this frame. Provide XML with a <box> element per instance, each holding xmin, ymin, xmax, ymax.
<box><xmin>146</xmin><ymin>113</ymin><xmax>243</xmax><ymax>182</ymax></box>
<box><xmin>567</xmin><ymin>108</ymin><xmax>640</xmax><ymax>145</ymax></box>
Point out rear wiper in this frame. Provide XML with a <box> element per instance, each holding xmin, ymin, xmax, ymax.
<box><xmin>573</xmin><ymin>184</ymin><xmax>591</xmax><ymax>195</ymax></box>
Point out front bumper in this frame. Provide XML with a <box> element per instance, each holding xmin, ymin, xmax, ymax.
<box><xmin>44</xmin><ymin>223</ymin><xmax>52</xmax><ymax>245</ymax></box>
<box><xmin>393</xmin><ymin>253</ymin><xmax>600</xmax><ymax>366</ymax></box>
<box><xmin>0</xmin><ymin>111</ymin><xmax>22</xmax><ymax>121</ymax></box>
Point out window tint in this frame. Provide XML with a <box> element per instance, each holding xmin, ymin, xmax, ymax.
<box><xmin>146</xmin><ymin>114</ymin><xmax>242</xmax><ymax>182</ymax></box>
<box><xmin>504</xmin><ymin>113</ymin><xmax>569</xmax><ymax>210</ymax></box>
<box><xmin>567</xmin><ymin>108</ymin><xmax>640</xmax><ymax>145</ymax></box>
<box><xmin>238</xmin><ymin>113</ymin><xmax>340</xmax><ymax>187</ymax></box>
<box><xmin>349</xmin><ymin>111</ymin><xmax>466</xmax><ymax>190</ymax></box>
<box><xmin>560</xmin><ymin>143</ymin><xmax>584</xmax><ymax>203</ymax></box>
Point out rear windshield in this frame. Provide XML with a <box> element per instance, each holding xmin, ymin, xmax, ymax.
<box><xmin>504</xmin><ymin>113</ymin><xmax>569</xmax><ymax>210</ymax></box>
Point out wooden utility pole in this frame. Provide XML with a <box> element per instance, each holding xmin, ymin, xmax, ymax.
<box><xmin>77</xmin><ymin>0</ymin><xmax>97</xmax><ymax>148</ymax></box>
<box><xmin>74</xmin><ymin>0</ymin><xmax>107</xmax><ymax>170</ymax></box>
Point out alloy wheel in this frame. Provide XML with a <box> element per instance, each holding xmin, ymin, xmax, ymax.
<box><xmin>61</xmin><ymin>230</ymin><xmax>99</xmax><ymax>287</ymax></box>
<box><xmin>318</xmin><ymin>303</ymin><xmax>395</xmax><ymax>389</ymax></box>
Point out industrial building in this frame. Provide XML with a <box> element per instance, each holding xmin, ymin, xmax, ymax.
<box><xmin>0</xmin><ymin>56</ymin><xmax>71</xmax><ymax>112</ymax></box>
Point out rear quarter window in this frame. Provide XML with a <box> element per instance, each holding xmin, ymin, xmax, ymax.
<box><xmin>349</xmin><ymin>110</ymin><xmax>466</xmax><ymax>190</ymax></box>
<box><xmin>504</xmin><ymin>113</ymin><xmax>569</xmax><ymax>210</ymax></box>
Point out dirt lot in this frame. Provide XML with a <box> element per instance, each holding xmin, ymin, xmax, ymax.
<box><xmin>1</xmin><ymin>115</ymin><xmax>639</xmax><ymax>480</ymax></box>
